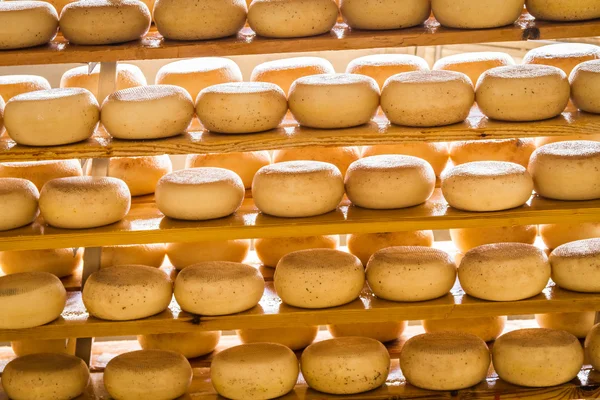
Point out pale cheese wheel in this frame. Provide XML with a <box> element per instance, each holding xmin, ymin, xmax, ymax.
<box><xmin>236</xmin><ymin>326</ymin><xmax>318</xmax><ymax>350</ymax></box>
<box><xmin>273</xmin><ymin>146</ymin><xmax>359</xmax><ymax>177</ymax></box>
<box><xmin>458</xmin><ymin>243</ymin><xmax>550</xmax><ymax>301</ymax></box>
<box><xmin>0</xmin><ymin>178</ymin><xmax>39</xmax><ymax>231</ymax></box>
<box><xmin>254</xmin><ymin>235</ymin><xmax>338</xmax><ymax>267</ymax></box>
<box><xmin>381</xmin><ymin>70</ymin><xmax>474</xmax><ymax>127</ymax></box>
<box><xmin>0</xmin><ymin>160</ymin><xmax>82</xmax><ymax>191</ymax></box>
<box><xmin>570</xmin><ymin>60</ymin><xmax>600</xmax><ymax>114</ymax></box>
<box><xmin>361</xmin><ymin>142</ymin><xmax>449</xmax><ymax>177</ymax></box>
<box><xmin>550</xmin><ymin>237</ymin><xmax>600</xmax><ymax>292</ymax></box>
<box><xmin>585</xmin><ymin>323</ymin><xmax>600</xmax><ymax>370</ymax></box>
<box><xmin>540</xmin><ymin>223</ymin><xmax>600</xmax><ymax>250</ymax></box>
<box><xmin>0</xmin><ymin>75</ymin><xmax>51</xmax><ymax>102</ymax></box>
<box><xmin>11</xmin><ymin>338</ymin><xmax>76</xmax><ymax>356</ymax></box>
<box><xmin>83</xmin><ymin>265</ymin><xmax>172</xmax><ymax>321</ymax></box>
<box><xmin>523</xmin><ymin>43</ymin><xmax>600</xmax><ymax>76</ymax></box>
<box><xmin>301</xmin><ymin>337</ymin><xmax>389</xmax><ymax>394</ymax></box>
<box><xmin>0</xmin><ymin>271</ymin><xmax>66</xmax><ymax>329</ymax></box>
<box><xmin>536</xmin><ymin>312</ymin><xmax>595</xmax><ymax>338</ymax></box>
<box><xmin>174</xmin><ymin>261</ymin><xmax>264</xmax><ymax>315</ymax></box>
<box><xmin>341</xmin><ymin>0</ymin><xmax>430</xmax><ymax>30</ymax></box>
<box><xmin>422</xmin><ymin>316</ymin><xmax>507</xmax><ymax>342</ymax></box>
<box><xmin>346</xmin><ymin>54</ymin><xmax>430</xmax><ymax>88</ymax></box>
<box><xmin>0</xmin><ymin>247</ymin><xmax>82</xmax><ymax>277</ymax></box>
<box><xmin>101</xmin><ymin>85</ymin><xmax>194</xmax><ymax>140</ymax></box>
<box><xmin>433</xmin><ymin>52</ymin><xmax>515</xmax><ymax>87</ymax></box>
<box><xmin>250</xmin><ymin>57</ymin><xmax>335</xmax><ymax>96</ymax></box>
<box><xmin>536</xmin><ymin>134</ymin><xmax>600</xmax><ymax>147</ymax></box>
<box><xmin>4</xmin><ymin>88</ymin><xmax>99</xmax><ymax>146</ymax></box>
<box><xmin>449</xmin><ymin>225</ymin><xmax>537</xmax><ymax>253</ymax></box>
<box><xmin>526</xmin><ymin>0</ymin><xmax>600</xmax><ymax>21</ymax></box>
<box><xmin>493</xmin><ymin>328</ymin><xmax>583</xmax><ymax>387</ymax></box>
<box><xmin>401</xmin><ymin>332</ymin><xmax>490</xmax><ymax>390</ymax></box>
<box><xmin>211</xmin><ymin>343</ymin><xmax>298</xmax><ymax>400</ymax></box>
<box><xmin>166</xmin><ymin>240</ymin><xmax>250</xmax><ymax>270</ymax></box>
<box><xmin>327</xmin><ymin>321</ymin><xmax>407</xmax><ymax>342</ymax></box>
<box><xmin>185</xmin><ymin>151</ymin><xmax>270</xmax><ymax>189</ymax></box>
<box><xmin>137</xmin><ymin>331</ymin><xmax>221</xmax><ymax>358</ymax></box>
<box><xmin>449</xmin><ymin>139</ymin><xmax>536</xmax><ymax>168</ymax></box>
<box><xmin>347</xmin><ymin>230</ymin><xmax>434</xmax><ymax>266</ymax></box>
<box><xmin>60</xmin><ymin>64</ymin><xmax>147</xmax><ymax>101</ymax></box>
<box><xmin>101</xmin><ymin>244</ymin><xmax>166</xmax><ymax>269</ymax></box>
<box><xmin>431</xmin><ymin>0</ymin><xmax>524</xmax><ymax>28</ymax></box>
<box><xmin>0</xmin><ymin>2</ymin><xmax>58</xmax><ymax>50</ymax></box>
<box><xmin>108</xmin><ymin>155</ymin><xmax>172</xmax><ymax>196</ymax></box>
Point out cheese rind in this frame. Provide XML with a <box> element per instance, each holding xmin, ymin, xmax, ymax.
<box><xmin>570</xmin><ymin>60</ymin><xmax>600</xmax><ymax>114</ymax></box>
<box><xmin>536</xmin><ymin>312</ymin><xmax>595</xmax><ymax>338</ymax></box>
<box><xmin>550</xmin><ymin>238</ymin><xmax>600</xmax><ymax>292</ymax></box>
<box><xmin>0</xmin><ymin>178</ymin><xmax>39</xmax><ymax>231</ymax></box>
<box><xmin>341</xmin><ymin>0</ymin><xmax>430</xmax><ymax>30</ymax></box>
<box><xmin>431</xmin><ymin>0</ymin><xmax>524</xmax><ymax>28</ymax></box>
<box><xmin>0</xmin><ymin>2</ymin><xmax>58</xmax><ymax>50</ymax></box>
<box><xmin>526</xmin><ymin>0</ymin><xmax>600</xmax><ymax>21</ymax></box>
<box><xmin>0</xmin><ymin>248</ymin><xmax>82</xmax><ymax>277</ymax></box>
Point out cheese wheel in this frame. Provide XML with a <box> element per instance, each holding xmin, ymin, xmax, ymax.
<box><xmin>570</xmin><ymin>60</ymin><xmax>600</xmax><ymax>114</ymax></box>
<box><xmin>529</xmin><ymin>141</ymin><xmax>600</xmax><ymax>201</ymax></box>
<box><xmin>381</xmin><ymin>70</ymin><xmax>474</xmax><ymax>127</ymax></box>
<box><xmin>0</xmin><ymin>96</ymin><xmax>4</xmax><ymax>135</ymax></box>
<box><xmin>156</xmin><ymin>58</ymin><xmax>243</xmax><ymax>101</ymax></box>
<box><xmin>274</xmin><ymin>249</ymin><xmax>363</xmax><ymax>308</ymax></box>
<box><xmin>156</xmin><ymin>168</ymin><xmax>244</xmax><ymax>221</ymax></box>
<box><xmin>540</xmin><ymin>223</ymin><xmax>600</xmax><ymax>250</ymax></box>
<box><xmin>137</xmin><ymin>331</ymin><xmax>221</xmax><ymax>358</ymax></box>
<box><xmin>0</xmin><ymin>75</ymin><xmax>51</xmax><ymax>102</ymax></box>
<box><xmin>108</xmin><ymin>155</ymin><xmax>172</xmax><ymax>196</ymax></box>
<box><xmin>236</xmin><ymin>326</ymin><xmax>318</xmax><ymax>350</ymax></box>
<box><xmin>154</xmin><ymin>0</ymin><xmax>246</xmax><ymax>41</ymax></box>
<box><xmin>248</xmin><ymin>0</ymin><xmax>337</xmax><ymax>38</ymax></box>
<box><xmin>60</xmin><ymin>64</ymin><xmax>147</xmax><ymax>101</ymax></box>
<box><xmin>0</xmin><ymin>160</ymin><xmax>82</xmax><ymax>191</ymax></box>
<box><xmin>536</xmin><ymin>134</ymin><xmax>600</xmax><ymax>147</ymax></box>
<box><xmin>101</xmin><ymin>85</ymin><xmax>194</xmax><ymax>140</ymax></box>
<box><xmin>458</xmin><ymin>243</ymin><xmax>550</xmax><ymax>301</ymax></box>
<box><xmin>341</xmin><ymin>0</ymin><xmax>430</xmax><ymax>30</ymax></box>
<box><xmin>493</xmin><ymin>328</ymin><xmax>583</xmax><ymax>387</ymax></box>
<box><xmin>449</xmin><ymin>225</ymin><xmax>537</xmax><ymax>253</ymax></box>
<box><xmin>273</xmin><ymin>146</ymin><xmax>359</xmax><ymax>177</ymax></box>
<box><xmin>550</xmin><ymin>238</ymin><xmax>600</xmax><ymax>292</ymax></box>
<box><xmin>174</xmin><ymin>261</ymin><xmax>264</xmax><ymax>315</ymax></box>
<box><xmin>433</xmin><ymin>52</ymin><xmax>515</xmax><ymax>87</ymax></box>
<box><xmin>11</xmin><ymin>338</ymin><xmax>76</xmax><ymax>356</ymax></box>
<box><xmin>523</xmin><ymin>43</ymin><xmax>600</xmax><ymax>76</ymax></box>
<box><xmin>166</xmin><ymin>240</ymin><xmax>250</xmax><ymax>270</ymax></box>
<box><xmin>254</xmin><ymin>235</ymin><xmax>338</xmax><ymax>267</ymax></box>
<box><xmin>4</xmin><ymin>88</ymin><xmax>99</xmax><ymax>146</ymax></box>
<box><xmin>366</xmin><ymin>246</ymin><xmax>456</xmax><ymax>301</ymax></box>
<box><xmin>101</xmin><ymin>244</ymin><xmax>166</xmax><ymax>268</ymax></box>
<box><xmin>347</xmin><ymin>230</ymin><xmax>434</xmax><ymax>266</ymax></box>
<box><xmin>476</xmin><ymin>65</ymin><xmax>569</xmax><ymax>122</ymax></box>
<box><xmin>185</xmin><ymin>151</ymin><xmax>270</xmax><ymax>189</ymax></box>
<box><xmin>288</xmin><ymin>74</ymin><xmax>380</xmax><ymax>129</ymax></box>
<box><xmin>449</xmin><ymin>139</ymin><xmax>536</xmax><ymax>168</ymax></box>
<box><xmin>422</xmin><ymin>316</ymin><xmax>507</xmax><ymax>342</ymax></box>
<box><xmin>441</xmin><ymin>161</ymin><xmax>533</xmax><ymax>212</ymax></box>
<box><xmin>361</xmin><ymin>143</ymin><xmax>449</xmax><ymax>177</ymax></box>
<box><xmin>104</xmin><ymin>350</ymin><xmax>192</xmax><ymax>400</ymax></box>
<box><xmin>196</xmin><ymin>82</ymin><xmax>287</xmax><ymax>134</ymax></box>
<box><xmin>2</xmin><ymin>353</ymin><xmax>89</xmax><ymax>400</ymax></box>
<box><xmin>0</xmin><ymin>2</ymin><xmax>58</xmax><ymax>50</ymax></box>
<box><xmin>431</xmin><ymin>0</ymin><xmax>524</xmax><ymax>28</ymax></box>
<box><xmin>211</xmin><ymin>343</ymin><xmax>298</xmax><ymax>400</ymax></box>
<box><xmin>250</xmin><ymin>57</ymin><xmax>335</xmax><ymax>96</ymax></box>
<box><xmin>585</xmin><ymin>323</ymin><xmax>600</xmax><ymax>370</ymax></box>
<box><xmin>327</xmin><ymin>321</ymin><xmax>407</xmax><ymax>342</ymax></box>
<box><xmin>39</xmin><ymin>177</ymin><xmax>130</xmax><ymax>229</ymax></box>
<box><xmin>60</xmin><ymin>0</ymin><xmax>151</xmax><ymax>45</ymax></box>
<box><xmin>0</xmin><ymin>178</ymin><xmax>39</xmax><ymax>231</ymax></box>
<box><xmin>0</xmin><ymin>247</ymin><xmax>82</xmax><ymax>277</ymax></box>
<box><xmin>0</xmin><ymin>271</ymin><xmax>66</xmax><ymax>329</ymax></box>
<box><xmin>346</xmin><ymin>54</ymin><xmax>429</xmax><ymax>89</ymax></box>
<box><xmin>536</xmin><ymin>312</ymin><xmax>595</xmax><ymax>338</ymax></box>
<box><xmin>401</xmin><ymin>332</ymin><xmax>490</xmax><ymax>390</ymax></box>
<box><xmin>83</xmin><ymin>265</ymin><xmax>172</xmax><ymax>320</ymax></box>
<box><xmin>252</xmin><ymin>161</ymin><xmax>344</xmax><ymax>218</ymax></box>
<box><xmin>526</xmin><ymin>0</ymin><xmax>600</xmax><ymax>21</ymax></box>
<box><xmin>301</xmin><ymin>337</ymin><xmax>389</xmax><ymax>394</ymax></box>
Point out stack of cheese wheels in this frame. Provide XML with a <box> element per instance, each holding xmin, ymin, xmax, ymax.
<box><xmin>361</xmin><ymin>143</ymin><xmax>449</xmax><ymax>178</ymax></box>
<box><xmin>476</xmin><ymin>65</ymin><xmax>569</xmax><ymax>121</ymax></box>
<box><xmin>493</xmin><ymin>328</ymin><xmax>583</xmax><ymax>387</ymax></box>
<box><xmin>327</xmin><ymin>321</ymin><xmax>407</xmax><ymax>342</ymax></box>
<box><xmin>11</xmin><ymin>338</ymin><xmax>76</xmax><ymax>356</ymax></box>
<box><xmin>341</xmin><ymin>0</ymin><xmax>430</xmax><ymax>30</ymax></box>
<box><xmin>101</xmin><ymin>244</ymin><xmax>166</xmax><ymax>268</ymax></box>
<box><xmin>251</xmin><ymin>57</ymin><xmax>335</xmax><ymax>95</ymax></box>
<box><xmin>0</xmin><ymin>271</ymin><xmax>66</xmax><ymax>328</ymax></box>
<box><xmin>0</xmin><ymin>2</ymin><xmax>58</xmax><ymax>50</ymax></box>
<box><xmin>186</xmin><ymin>152</ymin><xmax>270</xmax><ymax>189</ymax></box>
<box><xmin>433</xmin><ymin>52</ymin><xmax>515</xmax><ymax>87</ymax></box>
<box><xmin>4</xmin><ymin>88</ymin><xmax>99</xmax><ymax>146</ymax></box>
<box><xmin>458</xmin><ymin>243</ymin><xmax>550</xmax><ymax>301</ymax></box>
<box><xmin>570</xmin><ymin>60</ymin><xmax>600</xmax><ymax>114</ymax></box>
<box><xmin>156</xmin><ymin>168</ymin><xmax>244</xmax><ymax>220</ymax></box>
<box><xmin>449</xmin><ymin>139</ymin><xmax>536</xmax><ymax>168</ymax></box>
<box><xmin>61</xmin><ymin>64</ymin><xmax>147</xmax><ymax>101</ymax></box>
<box><xmin>272</xmin><ymin>147</ymin><xmax>360</xmax><ymax>177</ymax></box>
<box><xmin>138</xmin><ymin>331</ymin><xmax>222</xmax><ymax>358</ymax></box>
<box><xmin>166</xmin><ymin>239</ymin><xmax>250</xmax><ymax>270</ymax></box>
<box><xmin>536</xmin><ymin>312</ymin><xmax>596</xmax><ymax>338</ymax></box>
<box><xmin>529</xmin><ymin>141</ymin><xmax>600</xmax><ymax>200</ymax></box>
<box><xmin>381</xmin><ymin>70</ymin><xmax>474</xmax><ymax>127</ymax></box>
<box><xmin>237</xmin><ymin>326</ymin><xmax>319</xmax><ymax>350</ymax></box>
<box><xmin>0</xmin><ymin>75</ymin><xmax>51</xmax><ymax>102</ymax></box>
<box><xmin>105</xmin><ymin>350</ymin><xmax>192</xmax><ymax>399</ymax></box>
<box><xmin>0</xmin><ymin>247</ymin><xmax>83</xmax><ymax>277</ymax></box>
<box><xmin>450</xmin><ymin>225</ymin><xmax>537</xmax><ymax>253</ymax></box>
<box><xmin>212</xmin><ymin>343</ymin><xmax>298</xmax><ymax>399</ymax></box>
<box><xmin>301</xmin><ymin>337</ymin><xmax>389</xmax><ymax>394</ymax></box>
<box><xmin>422</xmin><ymin>316</ymin><xmax>507</xmax><ymax>342</ymax></box>
<box><xmin>108</xmin><ymin>155</ymin><xmax>172</xmax><ymax>196</ymax></box>
<box><xmin>401</xmin><ymin>332</ymin><xmax>490</xmax><ymax>390</ymax></box>
<box><xmin>550</xmin><ymin>238</ymin><xmax>600</xmax><ymax>292</ymax></box>
<box><xmin>0</xmin><ymin>178</ymin><xmax>39</xmax><ymax>231</ymax></box>
<box><xmin>254</xmin><ymin>235</ymin><xmax>338</xmax><ymax>267</ymax></box>
<box><xmin>540</xmin><ymin>222</ymin><xmax>600</xmax><ymax>250</ymax></box>
<box><xmin>345</xmin><ymin>54</ymin><xmax>430</xmax><ymax>89</ymax></box>
<box><xmin>252</xmin><ymin>161</ymin><xmax>344</xmax><ymax>217</ymax></box>
<box><xmin>526</xmin><ymin>0</ymin><xmax>600</xmax><ymax>21</ymax></box>
<box><xmin>586</xmin><ymin>323</ymin><xmax>600</xmax><ymax>370</ymax></box>
<box><xmin>274</xmin><ymin>249</ymin><xmax>364</xmax><ymax>308</ymax></box>
<box><xmin>154</xmin><ymin>0</ymin><xmax>246</xmax><ymax>40</ymax></box>
<box><xmin>101</xmin><ymin>85</ymin><xmax>194</xmax><ymax>139</ymax></box>
<box><xmin>83</xmin><ymin>265</ymin><xmax>172</xmax><ymax>320</ymax></box>
<box><xmin>0</xmin><ymin>160</ymin><xmax>83</xmax><ymax>191</ymax></box>
<box><xmin>431</xmin><ymin>0</ymin><xmax>524</xmax><ymax>28</ymax></box>
<box><xmin>347</xmin><ymin>230</ymin><xmax>434</xmax><ymax>265</ymax></box>
<box><xmin>441</xmin><ymin>161</ymin><xmax>533</xmax><ymax>211</ymax></box>
<box><xmin>523</xmin><ymin>43</ymin><xmax>600</xmax><ymax>76</ymax></box>
<box><xmin>288</xmin><ymin>74</ymin><xmax>379</xmax><ymax>129</ymax></box>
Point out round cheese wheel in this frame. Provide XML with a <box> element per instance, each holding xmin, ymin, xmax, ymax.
<box><xmin>156</xmin><ymin>168</ymin><xmax>244</xmax><ymax>221</ymax></box>
<box><xmin>476</xmin><ymin>65</ymin><xmax>569</xmax><ymax>122</ymax></box>
<box><xmin>401</xmin><ymin>332</ymin><xmax>490</xmax><ymax>390</ymax></box>
<box><xmin>523</xmin><ymin>43</ymin><xmax>600</xmax><ymax>76</ymax></box>
<box><xmin>0</xmin><ymin>247</ymin><xmax>82</xmax><ymax>277</ymax></box>
<box><xmin>433</xmin><ymin>52</ymin><xmax>515</xmax><ymax>87</ymax></box>
<box><xmin>4</xmin><ymin>88</ymin><xmax>99</xmax><ymax>146</ymax></box>
<box><xmin>327</xmin><ymin>321</ymin><xmax>407</xmax><ymax>342</ymax></box>
<box><xmin>11</xmin><ymin>338</ymin><xmax>76</xmax><ymax>356</ymax></box>
<box><xmin>526</xmin><ymin>0</ymin><xmax>600</xmax><ymax>21</ymax></box>
<box><xmin>381</xmin><ymin>70</ymin><xmax>474</xmax><ymax>127</ymax></box>
<box><xmin>101</xmin><ymin>85</ymin><xmax>194</xmax><ymax>140</ymax></box>
<box><xmin>458</xmin><ymin>243</ymin><xmax>550</xmax><ymax>301</ymax></box>
<box><xmin>530</xmin><ymin>141</ymin><xmax>600</xmax><ymax>200</ymax></box>
<box><xmin>39</xmin><ymin>177</ymin><xmax>130</xmax><ymax>229</ymax></box>
<box><xmin>0</xmin><ymin>2</ymin><xmax>58</xmax><ymax>50</ymax></box>
<box><xmin>585</xmin><ymin>323</ymin><xmax>600</xmax><ymax>370</ymax></box>
<box><xmin>540</xmin><ymin>223</ymin><xmax>600</xmax><ymax>250</ymax></box>
<box><xmin>0</xmin><ymin>75</ymin><xmax>51</xmax><ymax>102</ymax></box>
<box><xmin>211</xmin><ymin>343</ymin><xmax>298</xmax><ymax>400</ymax></box>
<box><xmin>441</xmin><ymin>161</ymin><xmax>533</xmax><ymax>212</ymax></box>
<box><xmin>254</xmin><ymin>235</ymin><xmax>338</xmax><ymax>267</ymax></box>
<box><xmin>186</xmin><ymin>151</ymin><xmax>270</xmax><ymax>189</ymax></box>
<box><xmin>252</xmin><ymin>161</ymin><xmax>344</xmax><ymax>218</ymax></box>
<box><xmin>346</xmin><ymin>54</ymin><xmax>429</xmax><ymax>89</ymax></box>
<box><xmin>0</xmin><ymin>271</ymin><xmax>66</xmax><ymax>329</ymax></box>
<box><xmin>536</xmin><ymin>312</ymin><xmax>595</xmax><ymax>338</ymax></box>
<box><xmin>550</xmin><ymin>237</ymin><xmax>600</xmax><ymax>292</ymax></box>
<box><xmin>361</xmin><ymin>142</ymin><xmax>449</xmax><ymax>177</ymax></box>
<box><xmin>60</xmin><ymin>0</ymin><xmax>150</xmax><ymax>45</ymax></box>
<box><xmin>154</xmin><ymin>0</ymin><xmax>246</xmax><ymax>40</ymax></box>
<box><xmin>301</xmin><ymin>337</ymin><xmax>389</xmax><ymax>394</ymax></box>
<box><xmin>104</xmin><ymin>350</ymin><xmax>192</xmax><ymax>400</ymax></box>
<box><xmin>101</xmin><ymin>244</ymin><xmax>166</xmax><ymax>268</ymax></box>
<box><xmin>494</xmin><ymin>328</ymin><xmax>583</xmax><ymax>387</ymax></box>
<box><xmin>0</xmin><ymin>160</ymin><xmax>82</xmax><ymax>191</ymax></box>
<box><xmin>570</xmin><ymin>60</ymin><xmax>600</xmax><ymax>114</ymax></box>
<box><xmin>175</xmin><ymin>261</ymin><xmax>264</xmax><ymax>315</ymax></box>
<box><xmin>156</xmin><ymin>58</ymin><xmax>243</xmax><ymax>101</ymax></box>
<box><xmin>536</xmin><ymin>134</ymin><xmax>600</xmax><ymax>147</ymax></box>
<box><xmin>137</xmin><ymin>331</ymin><xmax>221</xmax><ymax>358</ymax></box>
<box><xmin>288</xmin><ymin>74</ymin><xmax>380</xmax><ymax>129</ymax></box>
<box><xmin>431</xmin><ymin>0</ymin><xmax>524</xmax><ymax>28</ymax></box>
<box><xmin>236</xmin><ymin>326</ymin><xmax>318</xmax><ymax>350</ymax></box>
<box><xmin>449</xmin><ymin>139</ymin><xmax>536</xmax><ymax>168</ymax></box>
<box><xmin>0</xmin><ymin>178</ymin><xmax>39</xmax><ymax>231</ymax></box>
<box><xmin>422</xmin><ymin>316</ymin><xmax>506</xmax><ymax>342</ymax></box>
<box><xmin>60</xmin><ymin>64</ymin><xmax>147</xmax><ymax>101</ymax></box>
<box><xmin>108</xmin><ymin>155</ymin><xmax>172</xmax><ymax>196</ymax></box>
<box><xmin>83</xmin><ymin>265</ymin><xmax>172</xmax><ymax>320</ymax></box>
<box><xmin>347</xmin><ymin>230</ymin><xmax>434</xmax><ymax>266</ymax></box>
<box><xmin>273</xmin><ymin>146</ymin><xmax>359</xmax><ymax>177</ymax></box>
<box><xmin>366</xmin><ymin>246</ymin><xmax>456</xmax><ymax>301</ymax></box>
<box><xmin>2</xmin><ymin>353</ymin><xmax>89</xmax><ymax>400</ymax></box>
<box><xmin>166</xmin><ymin>239</ymin><xmax>250</xmax><ymax>270</ymax></box>
<box><xmin>341</xmin><ymin>0</ymin><xmax>430</xmax><ymax>30</ymax></box>
<box><xmin>449</xmin><ymin>225</ymin><xmax>537</xmax><ymax>253</ymax></box>
<box><xmin>250</xmin><ymin>57</ymin><xmax>335</xmax><ymax>95</ymax></box>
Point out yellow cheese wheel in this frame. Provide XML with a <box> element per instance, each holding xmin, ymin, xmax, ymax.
<box><xmin>536</xmin><ymin>312</ymin><xmax>595</xmax><ymax>338</ymax></box>
<box><xmin>327</xmin><ymin>321</ymin><xmax>407</xmax><ymax>342</ymax></box>
<box><xmin>60</xmin><ymin>64</ymin><xmax>147</xmax><ymax>101</ymax></box>
<box><xmin>0</xmin><ymin>178</ymin><xmax>39</xmax><ymax>231</ymax></box>
<box><xmin>0</xmin><ymin>2</ymin><xmax>58</xmax><ymax>50</ymax></box>
<box><xmin>0</xmin><ymin>75</ymin><xmax>51</xmax><ymax>102</ymax></box>
<box><xmin>585</xmin><ymin>323</ymin><xmax>600</xmax><ymax>370</ymax></box>
<box><xmin>449</xmin><ymin>138</ymin><xmax>536</xmax><ymax>168</ymax></box>
<box><xmin>570</xmin><ymin>60</ymin><xmax>600</xmax><ymax>114</ymax></box>
<box><xmin>526</xmin><ymin>0</ymin><xmax>600</xmax><ymax>21</ymax></box>
<box><xmin>361</xmin><ymin>142</ymin><xmax>449</xmax><ymax>177</ymax></box>
<box><xmin>346</xmin><ymin>54</ymin><xmax>430</xmax><ymax>88</ymax></box>
<box><xmin>0</xmin><ymin>247</ymin><xmax>82</xmax><ymax>277</ymax></box>
<box><xmin>421</xmin><ymin>316</ymin><xmax>506</xmax><ymax>342</ymax></box>
<box><xmin>101</xmin><ymin>244</ymin><xmax>166</xmax><ymax>268</ymax></box>
<box><xmin>272</xmin><ymin>146</ymin><xmax>360</xmax><ymax>177</ymax></box>
<box><xmin>431</xmin><ymin>0</ymin><xmax>524</xmax><ymax>28</ymax></box>
<box><xmin>0</xmin><ymin>160</ymin><xmax>82</xmax><ymax>191</ymax></box>
<box><xmin>449</xmin><ymin>225</ymin><xmax>537</xmax><ymax>253</ymax></box>
<box><xmin>137</xmin><ymin>331</ymin><xmax>221</xmax><ymax>358</ymax></box>
<box><xmin>11</xmin><ymin>338</ymin><xmax>76</xmax><ymax>356</ymax></box>
<box><xmin>108</xmin><ymin>155</ymin><xmax>172</xmax><ymax>196</ymax></box>
<box><xmin>186</xmin><ymin>151</ymin><xmax>270</xmax><ymax>189</ymax></box>
<box><xmin>254</xmin><ymin>235</ymin><xmax>338</xmax><ymax>267</ymax></box>
<box><xmin>341</xmin><ymin>0</ymin><xmax>430</xmax><ymax>30</ymax></box>
<box><xmin>236</xmin><ymin>326</ymin><xmax>318</xmax><ymax>350</ymax></box>
<box><xmin>347</xmin><ymin>230</ymin><xmax>434</xmax><ymax>265</ymax></box>
<box><xmin>433</xmin><ymin>52</ymin><xmax>515</xmax><ymax>87</ymax></box>
<box><xmin>540</xmin><ymin>223</ymin><xmax>600</xmax><ymax>250</ymax></box>
<box><xmin>166</xmin><ymin>240</ymin><xmax>250</xmax><ymax>270</ymax></box>
<box><xmin>550</xmin><ymin>238</ymin><xmax>600</xmax><ymax>292</ymax></box>
<box><xmin>251</xmin><ymin>57</ymin><xmax>335</xmax><ymax>96</ymax></box>
<box><xmin>523</xmin><ymin>43</ymin><xmax>600</xmax><ymax>76</ymax></box>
